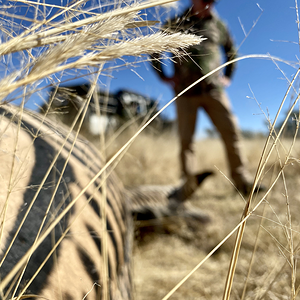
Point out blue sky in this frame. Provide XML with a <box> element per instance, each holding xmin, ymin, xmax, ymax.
<box><xmin>8</xmin><ymin>0</ymin><xmax>300</xmax><ymax>138</ymax></box>
<box><xmin>108</xmin><ymin>0</ymin><xmax>300</xmax><ymax>137</ymax></box>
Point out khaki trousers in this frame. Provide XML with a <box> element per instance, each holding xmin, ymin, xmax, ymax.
<box><xmin>176</xmin><ymin>89</ymin><xmax>251</xmax><ymax>189</ymax></box>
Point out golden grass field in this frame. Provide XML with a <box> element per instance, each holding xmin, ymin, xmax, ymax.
<box><xmin>105</xmin><ymin>132</ymin><xmax>300</xmax><ymax>300</ymax></box>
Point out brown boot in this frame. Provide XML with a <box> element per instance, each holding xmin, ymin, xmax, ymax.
<box><xmin>169</xmin><ymin>171</ymin><xmax>214</xmax><ymax>203</ymax></box>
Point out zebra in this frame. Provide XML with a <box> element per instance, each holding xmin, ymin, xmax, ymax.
<box><xmin>0</xmin><ymin>104</ymin><xmax>211</xmax><ymax>300</ymax></box>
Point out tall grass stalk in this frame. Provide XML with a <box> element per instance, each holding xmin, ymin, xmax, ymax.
<box><xmin>0</xmin><ymin>0</ymin><xmax>204</xmax><ymax>297</ymax></box>
<box><xmin>143</xmin><ymin>53</ymin><xmax>294</xmax><ymax>300</ymax></box>
<box><xmin>223</xmin><ymin>67</ymin><xmax>300</xmax><ymax>300</ymax></box>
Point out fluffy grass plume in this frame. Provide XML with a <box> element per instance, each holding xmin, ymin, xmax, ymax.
<box><xmin>0</xmin><ymin>0</ymin><xmax>204</xmax><ymax>299</ymax></box>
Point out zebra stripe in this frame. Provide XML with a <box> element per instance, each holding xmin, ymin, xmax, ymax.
<box><xmin>0</xmin><ymin>104</ymin><xmax>212</xmax><ymax>300</ymax></box>
<box><xmin>0</xmin><ymin>104</ymin><xmax>132</xmax><ymax>300</ymax></box>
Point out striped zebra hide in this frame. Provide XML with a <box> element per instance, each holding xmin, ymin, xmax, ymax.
<box><xmin>0</xmin><ymin>104</ymin><xmax>211</xmax><ymax>300</ymax></box>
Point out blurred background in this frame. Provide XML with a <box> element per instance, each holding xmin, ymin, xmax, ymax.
<box><xmin>2</xmin><ymin>0</ymin><xmax>299</xmax><ymax>138</ymax></box>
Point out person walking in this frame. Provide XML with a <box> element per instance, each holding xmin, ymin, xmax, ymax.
<box><xmin>152</xmin><ymin>0</ymin><xmax>256</xmax><ymax>195</ymax></box>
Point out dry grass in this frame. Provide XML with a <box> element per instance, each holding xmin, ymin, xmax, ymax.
<box><xmin>113</xmin><ymin>136</ymin><xmax>300</xmax><ymax>300</ymax></box>
<box><xmin>1</xmin><ymin>0</ymin><xmax>300</xmax><ymax>299</ymax></box>
<box><xmin>89</xmin><ymin>122</ymin><xmax>300</xmax><ymax>299</ymax></box>
<box><xmin>105</xmin><ymin>131</ymin><xmax>181</xmax><ymax>186</ymax></box>
<box><xmin>0</xmin><ymin>0</ymin><xmax>206</xmax><ymax>299</ymax></box>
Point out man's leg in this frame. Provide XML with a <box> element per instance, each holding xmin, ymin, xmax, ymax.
<box><xmin>176</xmin><ymin>95</ymin><xmax>198</xmax><ymax>177</ymax></box>
<box><xmin>175</xmin><ymin>95</ymin><xmax>202</xmax><ymax>200</ymax></box>
<box><xmin>203</xmin><ymin>90</ymin><xmax>252</xmax><ymax>190</ymax></box>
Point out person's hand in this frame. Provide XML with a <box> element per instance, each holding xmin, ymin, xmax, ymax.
<box><xmin>219</xmin><ymin>76</ymin><xmax>231</xmax><ymax>88</ymax></box>
<box><xmin>161</xmin><ymin>75</ymin><xmax>178</xmax><ymax>88</ymax></box>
